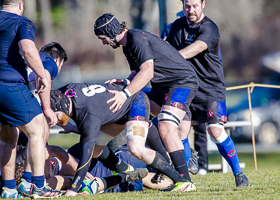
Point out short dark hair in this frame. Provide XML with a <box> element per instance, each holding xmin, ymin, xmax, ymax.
<box><xmin>1</xmin><ymin>0</ymin><xmax>22</xmax><ymax>6</ymax></box>
<box><xmin>40</xmin><ymin>42</ymin><xmax>68</xmax><ymax>62</ymax></box>
<box><xmin>181</xmin><ymin>0</ymin><xmax>204</xmax><ymax>3</ymax></box>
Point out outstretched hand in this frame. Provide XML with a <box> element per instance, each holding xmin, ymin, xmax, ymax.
<box><xmin>105</xmin><ymin>78</ymin><xmax>122</xmax><ymax>84</ymax></box>
<box><xmin>107</xmin><ymin>90</ymin><xmax>126</xmax><ymax>113</ymax></box>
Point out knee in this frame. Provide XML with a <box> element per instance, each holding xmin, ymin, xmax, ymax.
<box><xmin>206</xmin><ymin>123</ymin><xmax>228</xmax><ymax>143</ymax></box>
<box><xmin>127</xmin><ymin>143</ymin><xmax>143</xmax><ymax>159</ymax></box>
<box><xmin>158</xmin><ymin>122</ymin><xmax>175</xmax><ymax>138</ymax></box>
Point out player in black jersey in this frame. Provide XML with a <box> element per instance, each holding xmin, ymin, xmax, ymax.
<box><xmin>165</xmin><ymin>0</ymin><xmax>248</xmax><ymax>187</ymax></box>
<box><xmin>50</xmin><ymin>82</ymin><xmax>196</xmax><ymax>196</ymax></box>
<box><xmin>94</xmin><ymin>13</ymin><xmax>200</xmax><ymax>192</ymax></box>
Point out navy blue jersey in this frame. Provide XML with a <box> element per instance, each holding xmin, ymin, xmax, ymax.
<box><xmin>0</xmin><ymin>11</ymin><xmax>35</xmax><ymax>85</ymax></box>
<box><xmin>39</xmin><ymin>52</ymin><xmax>58</xmax><ymax>80</ymax></box>
<box><xmin>123</xmin><ymin>29</ymin><xmax>198</xmax><ymax>89</ymax></box>
<box><xmin>58</xmin><ymin>82</ymin><xmax>140</xmax><ymax>191</ymax></box>
<box><xmin>27</xmin><ymin>52</ymin><xmax>58</xmax><ymax>93</ymax></box>
<box><xmin>166</xmin><ymin>16</ymin><xmax>226</xmax><ymax>101</ymax></box>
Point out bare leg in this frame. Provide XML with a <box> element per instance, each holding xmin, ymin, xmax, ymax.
<box><xmin>18</xmin><ymin>113</ymin><xmax>47</xmax><ymax>176</ymax></box>
<box><xmin>0</xmin><ymin>125</ymin><xmax>19</xmax><ymax>181</ymax></box>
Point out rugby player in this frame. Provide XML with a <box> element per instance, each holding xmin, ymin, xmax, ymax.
<box><xmin>0</xmin><ymin>0</ymin><xmax>61</xmax><ymax>198</ymax></box>
<box><xmin>94</xmin><ymin>13</ymin><xmax>199</xmax><ymax>191</ymax></box>
<box><xmin>165</xmin><ymin>0</ymin><xmax>248</xmax><ymax>187</ymax></box>
<box><xmin>50</xmin><ymin>82</ymin><xmax>195</xmax><ymax>196</ymax></box>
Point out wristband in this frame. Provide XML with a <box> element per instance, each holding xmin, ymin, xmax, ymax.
<box><xmin>120</xmin><ymin>91</ymin><xmax>127</xmax><ymax>99</ymax></box>
<box><xmin>123</xmin><ymin>79</ymin><xmax>131</xmax><ymax>86</ymax></box>
<box><xmin>121</xmin><ymin>88</ymin><xmax>131</xmax><ymax>99</ymax></box>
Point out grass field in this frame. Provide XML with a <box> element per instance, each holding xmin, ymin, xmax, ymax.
<box><xmin>48</xmin><ymin>134</ymin><xmax>280</xmax><ymax>199</ymax></box>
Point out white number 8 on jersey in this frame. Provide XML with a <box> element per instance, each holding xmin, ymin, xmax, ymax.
<box><xmin>82</xmin><ymin>84</ymin><xmax>106</xmax><ymax>97</ymax></box>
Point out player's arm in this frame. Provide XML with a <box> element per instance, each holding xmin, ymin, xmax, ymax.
<box><xmin>35</xmin><ymin>70</ymin><xmax>57</xmax><ymax>127</ymax></box>
<box><xmin>65</xmin><ymin>117</ymin><xmax>100</xmax><ymax>196</ymax></box>
<box><xmin>125</xmin><ymin>60</ymin><xmax>153</xmax><ymax>96</ymax></box>
<box><xmin>18</xmin><ymin>39</ymin><xmax>48</xmax><ymax>92</ymax></box>
<box><xmin>179</xmin><ymin>40</ymin><xmax>208</xmax><ymax>59</ymax></box>
<box><xmin>57</xmin><ymin>121</ymin><xmax>79</xmax><ymax>134</ymax></box>
<box><xmin>105</xmin><ymin>71</ymin><xmax>137</xmax><ymax>85</ymax></box>
<box><xmin>107</xmin><ymin>61</ymin><xmax>153</xmax><ymax>113</ymax></box>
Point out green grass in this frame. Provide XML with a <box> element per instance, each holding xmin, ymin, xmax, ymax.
<box><xmin>47</xmin><ymin>134</ymin><xmax>280</xmax><ymax>199</ymax></box>
<box><xmin>57</xmin><ymin>168</ymin><xmax>280</xmax><ymax>200</ymax></box>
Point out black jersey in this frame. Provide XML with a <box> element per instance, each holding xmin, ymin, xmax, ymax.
<box><xmin>58</xmin><ymin>82</ymin><xmax>139</xmax><ymax>191</ymax></box>
<box><xmin>59</xmin><ymin>82</ymin><xmax>138</xmax><ymax>141</ymax></box>
<box><xmin>166</xmin><ymin>16</ymin><xmax>226</xmax><ymax>101</ymax></box>
<box><xmin>123</xmin><ymin>29</ymin><xmax>198</xmax><ymax>89</ymax></box>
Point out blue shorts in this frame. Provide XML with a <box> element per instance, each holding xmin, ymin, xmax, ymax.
<box><xmin>116</xmin><ymin>91</ymin><xmax>150</xmax><ymax>125</ymax></box>
<box><xmin>128</xmin><ymin>91</ymin><xmax>150</xmax><ymax>122</ymax></box>
<box><xmin>0</xmin><ymin>85</ymin><xmax>42</xmax><ymax>127</ymax></box>
<box><xmin>147</xmin><ymin>87</ymin><xmax>197</xmax><ymax>113</ymax></box>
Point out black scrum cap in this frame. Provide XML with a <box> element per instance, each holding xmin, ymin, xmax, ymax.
<box><xmin>94</xmin><ymin>13</ymin><xmax>121</xmax><ymax>40</ymax></box>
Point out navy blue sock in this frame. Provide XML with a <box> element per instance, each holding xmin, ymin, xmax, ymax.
<box><xmin>216</xmin><ymin>136</ymin><xmax>242</xmax><ymax>175</ymax></box>
<box><xmin>22</xmin><ymin>172</ymin><xmax>32</xmax><ymax>183</ymax></box>
<box><xmin>2</xmin><ymin>179</ymin><xmax>16</xmax><ymax>189</ymax></box>
<box><xmin>182</xmin><ymin>138</ymin><xmax>191</xmax><ymax>167</ymax></box>
<box><xmin>146</xmin><ymin>124</ymin><xmax>171</xmax><ymax>164</ymax></box>
<box><xmin>31</xmin><ymin>176</ymin><xmax>45</xmax><ymax>188</ymax></box>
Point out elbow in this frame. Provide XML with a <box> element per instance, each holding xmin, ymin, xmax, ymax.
<box><xmin>148</xmin><ymin>72</ymin><xmax>154</xmax><ymax>81</ymax></box>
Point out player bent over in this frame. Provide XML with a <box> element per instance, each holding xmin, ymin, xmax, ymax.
<box><xmin>50</xmin><ymin>82</ymin><xmax>196</xmax><ymax>196</ymax></box>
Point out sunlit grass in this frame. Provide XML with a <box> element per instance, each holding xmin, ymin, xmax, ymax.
<box><xmin>48</xmin><ymin>134</ymin><xmax>280</xmax><ymax>199</ymax></box>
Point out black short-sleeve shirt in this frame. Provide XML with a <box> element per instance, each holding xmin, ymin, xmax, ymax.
<box><xmin>123</xmin><ymin>29</ymin><xmax>198</xmax><ymax>89</ymax></box>
<box><xmin>166</xmin><ymin>16</ymin><xmax>226</xmax><ymax>101</ymax></box>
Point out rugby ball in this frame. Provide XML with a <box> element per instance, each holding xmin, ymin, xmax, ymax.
<box><xmin>79</xmin><ymin>179</ymin><xmax>99</xmax><ymax>194</ymax></box>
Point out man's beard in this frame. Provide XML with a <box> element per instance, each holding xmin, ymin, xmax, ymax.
<box><xmin>112</xmin><ymin>38</ymin><xmax>120</xmax><ymax>49</ymax></box>
<box><xmin>188</xmin><ymin>14</ymin><xmax>200</xmax><ymax>24</ymax></box>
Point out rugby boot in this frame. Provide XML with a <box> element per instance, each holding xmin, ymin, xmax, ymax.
<box><xmin>17</xmin><ymin>178</ymin><xmax>31</xmax><ymax>197</ymax></box>
<box><xmin>121</xmin><ymin>168</ymin><xmax>149</xmax><ymax>182</ymax></box>
<box><xmin>30</xmin><ymin>181</ymin><xmax>62</xmax><ymax>199</ymax></box>
<box><xmin>1</xmin><ymin>187</ymin><xmax>24</xmax><ymax>198</ymax></box>
<box><xmin>189</xmin><ymin>148</ymin><xmax>199</xmax><ymax>175</ymax></box>
<box><xmin>235</xmin><ymin>173</ymin><xmax>249</xmax><ymax>187</ymax></box>
<box><xmin>112</xmin><ymin>163</ymin><xmax>134</xmax><ymax>175</ymax></box>
<box><xmin>171</xmin><ymin>181</ymin><xmax>196</xmax><ymax>192</ymax></box>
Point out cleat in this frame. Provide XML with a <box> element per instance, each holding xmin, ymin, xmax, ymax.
<box><xmin>1</xmin><ymin>187</ymin><xmax>25</xmax><ymax>198</ymax></box>
<box><xmin>112</xmin><ymin>164</ymin><xmax>134</xmax><ymax>175</ymax></box>
<box><xmin>17</xmin><ymin>178</ymin><xmax>32</xmax><ymax>197</ymax></box>
<box><xmin>235</xmin><ymin>173</ymin><xmax>249</xmax><ymax>187</ymax></box>
<box><xmin>151</xmin><ymin>171</ymin><xmax>165</xmax><ymax>183</ymax></box>
<box><xmin>121</xmin><ymin>168</ymin><xmax>149</xmax><ymax>182</ymax></box>
<box><xmin>171</xmin><ymin>181</ymin><xmax>196</xmax><ymax>192</ymax></box>
<box><xmin>159</xmin><ymin>183</ymin><xmax>176</xmax><ymax>192</ymax></box>
<box><xmin>30</xmin><ymin>182</ymin><xmax>62</xmax><ymax>199</ymax></box>
<box><xmin>189</xmin><ymin>148</ymin><xmax>199</xmax><ymax>175</ymax></box>
<box><xmin>124</xmin><ymin>164</ymin><xmax>134</xmax><ymax>173</ymax></box>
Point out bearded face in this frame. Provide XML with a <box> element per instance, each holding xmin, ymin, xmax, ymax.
<box><xmin>183</xmin><ymin>0</ymin><xmax>205</xmax><ymax>24</ymax></box>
